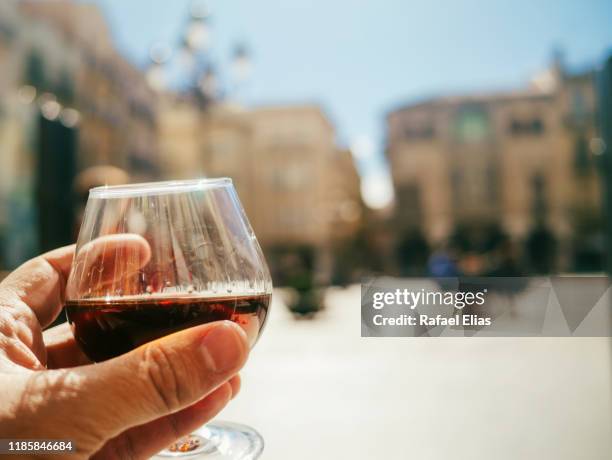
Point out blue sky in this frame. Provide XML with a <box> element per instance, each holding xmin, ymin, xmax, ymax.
<box><xmin>93</xmin><ymin>0</ymin><xmax>612</xmax><ymax>206</ymax></box>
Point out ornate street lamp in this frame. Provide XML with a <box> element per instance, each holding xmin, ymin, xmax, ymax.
<box><xmin>231</xmin><ymin>43</ymin><xmax>251</xmax><ymax>83</ymax></box>
<box><xmin>146</xmin><ymin>1</ymin><xmax>250</xmax><ymax>109</ymax></box>
<box><xmin>184</xmin><ymin>2</ymin><xmax>210</xmax><ymax>51</ymax></box>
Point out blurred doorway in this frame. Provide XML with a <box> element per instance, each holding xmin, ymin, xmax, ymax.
<box><xmin>36</xmin><ymin>114</ymin><xmax>77</xmax><ymax>252</ymax></box>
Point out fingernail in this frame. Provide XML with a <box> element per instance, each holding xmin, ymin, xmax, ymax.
<box><xmin>201</xmin><ymin>322</ymin><xmax>247</xmax><ymax>373</ymax></box>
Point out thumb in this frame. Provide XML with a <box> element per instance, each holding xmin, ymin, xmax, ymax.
<box><xmin>75</xmin><ymin>320</ymin><xmax>248</xmax><ymax>437</ymax></box>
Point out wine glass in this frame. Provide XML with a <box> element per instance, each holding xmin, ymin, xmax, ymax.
<box><xmin>65</xmin><ymin>178</ymin><xmax>272</xmax><ymax>460</ymax></box>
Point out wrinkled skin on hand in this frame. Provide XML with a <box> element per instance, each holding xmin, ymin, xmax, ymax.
<box><xmin>0</xmin><ymin>239</ymin><xmax>249</xmax><ymax>459</ymax></box>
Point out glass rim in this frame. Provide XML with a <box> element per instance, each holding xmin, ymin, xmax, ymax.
<box><xmin>89</xmin><ymin>178</ymin><xmax>233</xmax><ymax>198</ymax></box>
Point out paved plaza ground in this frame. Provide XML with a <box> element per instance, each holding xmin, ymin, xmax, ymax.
<box><xmin>220</xmin><ymin>285</ymin><xmax>611</xmax><ymax>460</ymax></box>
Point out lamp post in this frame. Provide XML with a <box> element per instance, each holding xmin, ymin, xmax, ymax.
<box><xmin>146</xmin><ymin>1</ymin><xmax>250</xmax><ymax>109</ymax></box>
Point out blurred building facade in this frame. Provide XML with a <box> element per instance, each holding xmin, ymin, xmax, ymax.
<box><xmin>18</xmin><ymin>0</ymin><xmax>159</xmax><ymax>177</ymax></box>
<box><xmin>157</xmin><ymin>99</ymin><xmax>362</xmax><ymax>283</ymax></box>
<box><xmin>0</xmin><ymin>0</ymin><xmax>363</xmax><ymax>284</ymax></box>
<box><xmin>0</xmin><ymin>0</ymin><xmax>159</xmax><ymax>268</ymax></box>
<box><xmin>386</xmin><ymin>55</ymin><xmax>603</xmax><ymax>273</ymax></box>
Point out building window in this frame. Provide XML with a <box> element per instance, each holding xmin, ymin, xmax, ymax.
<box><xmin>455</xmin><ymin>107</ymin><xmax>490</xmax><ymax>143</ymax></box>
<box><xmin>395</xmin><ymin>184</ymin><xmax>422</xmax><ymax>224</ymax></box>
<box><xmin>573</xmin><ymin>135</ymin><xmax>590</xmax><ymax>176</ymax></box>
<box><xmin>486</xmin><ymin>163</ymin><xmax>498</xmax><ymax>201</ymax></box>
<box><xmin>531</xmin><ymin>173</ymin><xmax>547</xmax><ymax>223</ymax></box>
<box><xmin>24</xmin><ymin>50</ymin><xmax>47</xmax><ymax>91</ymax></box>
<box><xmin>509</xmin><ymin>118</ymin><xmax>545</xmax><ymax>136</ymax></box>
<box><xmin>571</xmin><ymin>88</ymin><xmax>587</xmax><ymax>120</ymax></box>
<box><xmin>403</xmin><ymin>124</ymin><xmax>435</xmax><ymax>141</ymax></box>
<box><xmin>450</xmin><ymin>170</ymin><xmax>463</xmax><ymax>208</ymax></box>
<box><xmin>0</xmin><ymin>22</ymin><xmax>16</xmax><ymax>42</ymax></box>
<box><xmin>531</xmin><ymin>119</ymin><xmax>544</xmax><ymax>134</ymax></box>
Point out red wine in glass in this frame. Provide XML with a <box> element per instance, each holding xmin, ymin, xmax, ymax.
<box><xmin>66</xmin><ymin>293</ymin><xmax>271</xmax><ymax>362</ymax></box>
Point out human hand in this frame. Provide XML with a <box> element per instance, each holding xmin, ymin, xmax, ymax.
<box><xmin>0</xmin><ymin>242</ymin><xmax>249</xmax><ymax>459</ymax></box>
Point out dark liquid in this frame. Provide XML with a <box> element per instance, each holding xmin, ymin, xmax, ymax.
<box><xmin>65</xmin><ymin>294</ymin><xmax>271</xmax><ymax>362</ymax></box>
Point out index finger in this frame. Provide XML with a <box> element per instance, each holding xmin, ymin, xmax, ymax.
<box><xmin>0</xmin><ymin>245</ymin><xmax>75</xmax><ymax>329</ymax></box>
<box><xmin>0</xmin><ymin>234</ymin><xmax>151</xmax><ymax>329</ymax></box>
